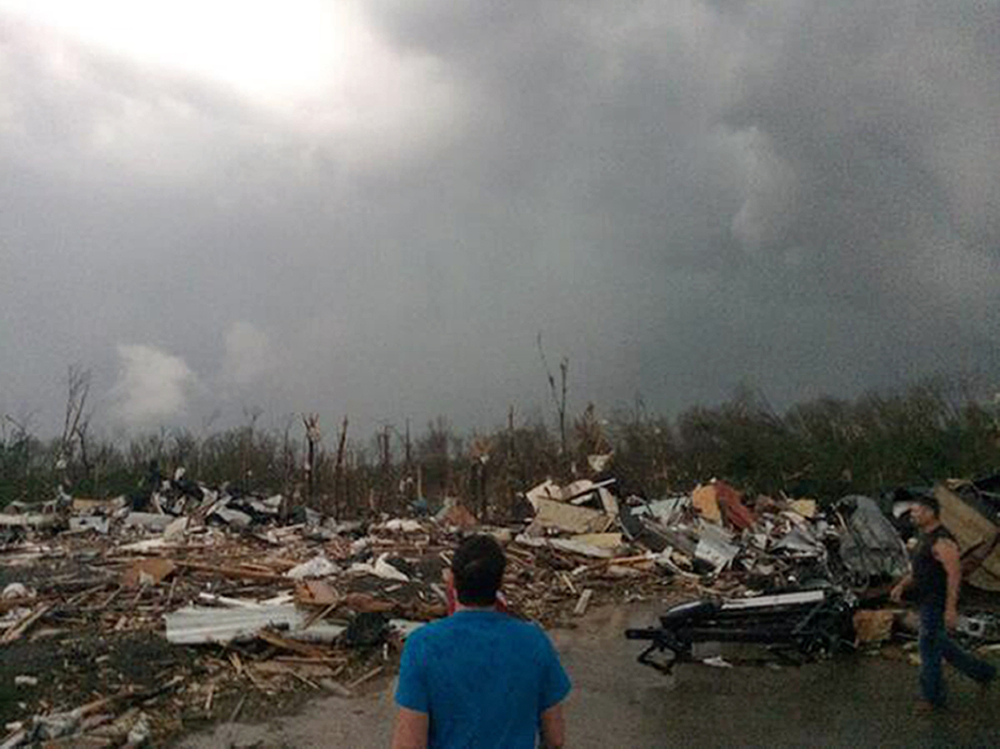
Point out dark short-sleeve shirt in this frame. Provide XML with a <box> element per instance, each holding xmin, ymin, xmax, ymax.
<box><xmin>912</xmin><ymin>525</ymin><xmax>956</xmax><ymax>608</ymax></box>
<box><xmin>395</xmin><ymin>610</ymin><xmax>571</xmax><ymax>748</ymax></box>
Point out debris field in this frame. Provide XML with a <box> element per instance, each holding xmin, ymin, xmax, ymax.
<box><xmin>2</xmin><ymin>473</ymin><xmax>999</xmax><ymax>747</ymax></box>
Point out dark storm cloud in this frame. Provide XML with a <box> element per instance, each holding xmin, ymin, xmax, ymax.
<box><xmin>714</xmin><ymin>0</ymin><xmax>1000</xmax><ymax>396</ymax></box>
<box><xmin>725</xmin><ymin>2</ymin><xmax>1000</xmax><ymax>291</ymax></box>
<box><xmin>2</xmin><ymin>1</ymin><xmax>999</xmax><ymax>440</ymax></box>
<box><xmin>366</xmin><ymin>0</ymin><xmax>1000</xmax><ymax>396</ymax></box>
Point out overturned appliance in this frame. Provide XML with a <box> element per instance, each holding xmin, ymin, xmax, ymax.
<box><xmin>624</xmin><ymin>588</ymin><xmax>855</xmax><ymax>674</ymax></box>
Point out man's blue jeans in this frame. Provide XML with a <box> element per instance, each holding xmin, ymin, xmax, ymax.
<box><xmin>919</xmin><ymin>602</ymin><xmax>996</xmax><ymax>706</ymax></box>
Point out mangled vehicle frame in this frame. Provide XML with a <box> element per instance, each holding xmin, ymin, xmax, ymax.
<box><xmin>625</xmin><ymin>588</ymin><xmax>855</xmax><ymax>673</ymax></box>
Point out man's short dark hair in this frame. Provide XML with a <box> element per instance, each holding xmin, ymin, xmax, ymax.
<box><xmin>914</xmin><ymin>494</ymin><xmax>941</xmax><ymax>518</ymax></box>
<box><xmin>452</xmin><ymin>534</ymin><xmax>506</xmax><ymax>606</ymax></box>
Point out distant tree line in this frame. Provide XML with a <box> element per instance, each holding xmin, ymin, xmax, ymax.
<box><xmin>2</xmin><ymin>377</ymin><xmax>999</xmax><ymax>518</ymax></box>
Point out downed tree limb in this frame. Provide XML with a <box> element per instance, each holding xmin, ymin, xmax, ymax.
<box><xmin>348</xmin><ymin>665</ymin><xmax>384</xmax><ymax>689</ymax></box>
<box><xmin>573</xmin><ymin>589</ymin><xmax>594</xmax><ymax>616</ymax></box>
<box><xmin>256</xmin><ymin>628</ymin><xmax>329</xmax><ymax>658</ymax></box>
<box><xmin>0</xmin><ymin>604</ymin><xmax>52</xmax><ymax>645</ymax></box>
<box><xmin>571</xmin><ymin>553</ymin><xmax>654</xmax><ymax>576</ymax></box>
<box><xmin>174</xmin><ymin>561</ymin><xmax>286</xmax><ymax>582</ymax></box>
<box><xmin>0</xmin><ymin>598</ymin><xmax>39</xmax><ymax>614</ymax></box>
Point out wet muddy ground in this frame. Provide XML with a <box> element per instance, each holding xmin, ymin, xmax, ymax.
<box><xmin>178</xmin><ymin>603</ymin><xmax>1000</xmax><ymax>748</ymax></box>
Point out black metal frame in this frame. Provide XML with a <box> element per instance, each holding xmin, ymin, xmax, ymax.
<box><xmin>625</xmin><ymin>589</ymin><xmax>854</xmax><ymax>674</ymax></box>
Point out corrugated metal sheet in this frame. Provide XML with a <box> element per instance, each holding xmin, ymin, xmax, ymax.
<box><xmin>165</xmin><ymin>604</ymin><xmax>304</xmax><ymax>645</ymax></box>
<box><xmin>164</xmin><ymin>604</ymin><xmax>347</xmax><ymax>645</ymax></box>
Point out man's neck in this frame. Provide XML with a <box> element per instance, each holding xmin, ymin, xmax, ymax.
<box><xmin>454</xmin><ymin>602</ymin><xmax>497</xmax><ymax>613</ymax></box>
<box><xmin>921</xmin><ymin>519</ymin><xmax>942</xmax><ymax>534</ymax></box>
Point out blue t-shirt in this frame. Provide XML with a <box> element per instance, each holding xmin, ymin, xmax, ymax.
<box><xmin>395</xmin><ymin>610</ymin><xmax>571</xmax><ymax>748</ymax></box>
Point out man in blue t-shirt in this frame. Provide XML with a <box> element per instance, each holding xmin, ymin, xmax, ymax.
<box><xmin>392</xmin><ymin>534</ymin><xmax>571</xmax><ymax>749</ymax></box>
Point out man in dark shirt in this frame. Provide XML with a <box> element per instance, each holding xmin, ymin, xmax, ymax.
<box><xmin>891</xmin><ymin>495</ymin><xmax>996</xmax><ymax>711</ymax></box>
<box><xmin>391</xmin><ymin>534</ymin><xmax>570</xmax><ymax>748</ymax></box>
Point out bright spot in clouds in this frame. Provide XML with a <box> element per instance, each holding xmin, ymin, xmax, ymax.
<box><xmin>0</xmin><ymin>0</ymin><xmax>367</xmax><ymax>106</ymax></box>
<box><xmin>112</xmin><ymin>344</ymin><xmax>195</xmax><ymax>426</ymax></box>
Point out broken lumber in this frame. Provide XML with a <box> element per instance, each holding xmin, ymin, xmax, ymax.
<box><xmin>573</xmin><ymin>589</ymin><xmax>594</xmax><ymax>616</ymax></box>
<box><xmin>174</xmin><ymin>561</ymin><xmax>286</xmax><ymax>582</ymax></box>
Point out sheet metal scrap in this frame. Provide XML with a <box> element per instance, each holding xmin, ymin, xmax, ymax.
<box><xmin>834</xmin><ymin>495</ymin><xmax>910</xmax><ymax>583</ymax></box>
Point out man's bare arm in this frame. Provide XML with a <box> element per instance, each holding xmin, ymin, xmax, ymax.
<box><xmin>391</xmin><ymin>707</ymin><xmax>429</xmax><ymax>749</ymax></box>
<box><xmin>934</xmin><ymin>539</ymin><xmax>962</xmax><ymax>628</ymax></box>
<box><xmin>540</xmin><ymin>702</ymin><xmax>566</xmax><ymax>749</ymax></box>
<box><xmin>890</xmin><ymin>573</ymin><xmax>913</xmax><ymax>603</ymax></box>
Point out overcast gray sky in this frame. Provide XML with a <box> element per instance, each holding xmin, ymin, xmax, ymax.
<box><xmin>2</xmin><ymin>0</ymin><xmax>999</xmax><ymax>439</ymax></box>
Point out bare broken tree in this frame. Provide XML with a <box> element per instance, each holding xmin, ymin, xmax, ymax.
<box><xmin>2</xmin><ymin>411</ymin><xmax>36</xmax><ymax>505</ymax></box>
<box><xmin>333</xmin><ymin>416</ymin><xmax>349</xmax><ymax>519</ymax></box>
<box><xmin>279</xmin><ymin>413</ymin><xmax>298</xmax><ymax>495</ymax></box>
<box><xmin>240</xmin><ymin>406</ymin><xmax>263</xmax><ymax>491</ymax></box>
<box><xmin>196</xmin><ymin>409</ymin><xmax>221</xmax><ymax>478</ymax></box>
<box><xmin>377</xmin><ymin>423</ymin><xmax>393</xmax><ymax>514</ymax></box>
<box><xmin>536</xmin><ymin>332</ymin><xmax>568</xmax><ymax>457</ymax></box>
<box><xmin>402</xmin><ymin>418</ymin><xmax>416</xmax><ymax>506</ymax></box>
<box><xmin>506</xmin><ymin>404</ymin><xmax>518</xmax><ymax>516</ymax></box>
<box><xmin>58</xmin><ymin>365</ymin><xmax>91</xmax><ymax>486</ymax></box>
<box><xmin>302</xmin><ymin>413</ymin><xmax>321</xmax><ymax>505</ymax></box>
